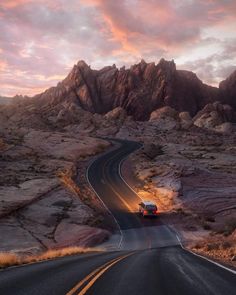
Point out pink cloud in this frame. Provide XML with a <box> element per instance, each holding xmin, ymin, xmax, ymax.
<box><xmin>0</xmin><ymin>0</ymin><xmax>236</xmax><ymax>96</ymax></box>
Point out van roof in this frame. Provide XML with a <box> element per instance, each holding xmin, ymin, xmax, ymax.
<box><xmin>142</xmin><ymin>201</ymin><xmax>156</xmax><ymax>205</ymax></box>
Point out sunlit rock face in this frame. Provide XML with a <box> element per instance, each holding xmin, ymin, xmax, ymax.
<box><xmin>193</xmin><ymin>102</ymin><xmax>235</xmax><ymax>132</ymax></box>
<box><xmin>149</xmin><ymin>106</ymin><xmax>180</xmax><ymax>131</ymax></box>
<box><xmin>31</xmin><ymin>58</ymin><xmax>221</xmax><ymax>121</ymax></box>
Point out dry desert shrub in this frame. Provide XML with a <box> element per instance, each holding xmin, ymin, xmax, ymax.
<box><xmin>26</xmin><ymin>247</ymin><xmax>97</xmax><ymax>262</ymax></box>
<box><xmin>217</xmin><ymin>218</ymin><xmax>236</xmax><ymax>236</ymax></box>
<box><xmin>57</xmin><ymin>169</ymin><xmax>80</xmax><ymax>196</ymax></box>
<box><xmin>225</xmin><ymin>218</ymin><xmax>236</xmax><ymax>235</ymax></box>
<box><xmin>0</xmin><ymin>252</ymin><xmax>20</xmax><ymax>267</ymax></box>
<box><xmin>0</xmin><ymin>246</ymin><xmax>102</xmax><ymax>268</ymax></box>
<box><xmin>206</xmin><ymin>242</ymin><xmax>220</xmax><ymax>251</ymax></box>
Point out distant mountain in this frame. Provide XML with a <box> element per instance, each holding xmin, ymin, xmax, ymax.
<box><xmin>30</xmin><ymin>59</ymin><xmax>216</xmax><ymax>120</ymax></box>
<box><xmin>0</xmin><ymin>96</ymin><xmax>13</xmax><ymax>105</ymax></box>
<box><xmin>11</xmin><ymin>58</ymin><xmax>236</xmax><ymax>121</ymax></box>
<box><xmin>0</xmin><ymin>95</ymin><xmax>28</xmax><ymax>106</ymax></box>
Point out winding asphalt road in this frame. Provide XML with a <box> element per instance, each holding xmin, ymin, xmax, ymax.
<box><xmin>0</xmin><ymin>139</ymin><xmax>235</xmax><ymax>294</ymax></box>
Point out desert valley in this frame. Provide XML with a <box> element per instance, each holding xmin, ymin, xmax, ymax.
<box><xmin>0</xmin><ymin>58</ymin><xmax>235</xmax><ymax>268</ymax></box>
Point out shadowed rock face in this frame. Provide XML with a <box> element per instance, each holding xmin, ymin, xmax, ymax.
<box><xmin>219</xmin><ymin>70</ymin><xmax>236</xmax><ymax>109</ymax></box>
<box><xmin>32</xmin><ymin>58</ymin><xmax>221</xmax><ymax>121</ymax></box>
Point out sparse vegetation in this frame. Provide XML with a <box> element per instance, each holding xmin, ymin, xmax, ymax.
<box><xmin>225</xmin><ymin>218</ymin><xmax>236</xmax><ymax>235</ymax></box>
<box><xmin>221</xmin><ymin>241</ymin><xmax>232</xmax><ymax>249</ymax></box>
<box><xmin>57</xmin><ymin>169</ymin><xmax>80</xmax><ymax>196</ymax></box>
<box><xmin>0</xmin><ymin>247</ymin><xmax>102</xmax><ymax>269</ymax></box>
<box><xmin>217</xmin><ymin>218</ymin><xmax>236</xmax><ymax>236</ymax></box>
<box><xmin>202</xmin><ymin>223</ymin><xmax>211</xmax><ymax>230</ymax></box>
<box><xmin>192</xmin><ymin>233</ymin><xmax>236</xmax><ymax>267</ymax></box>
<box><xmin>206</xmin><ymin>243</ymin><xmax>220</xmax><ymax>251</ymax></box>
<box><xmin>0</xmin><ymin>253</ymin><xmax>20</xmax><ymax>267</ymax></box>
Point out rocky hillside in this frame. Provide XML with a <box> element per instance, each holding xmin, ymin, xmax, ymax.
<box><xmin>30</xmin><ymin>59</ymin><xmax>222</xmax><ymax>121</ymax></box>
<box><xmin>2</xmin><ymin>58</ymin><xmax>236</xmax><ymax>122</ymax></box>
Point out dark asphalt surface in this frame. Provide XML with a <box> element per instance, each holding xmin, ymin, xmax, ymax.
<box><xmin>0</xmin><ymin>139</ymin><xmax>235</xmax><ymax>295</ymax></box>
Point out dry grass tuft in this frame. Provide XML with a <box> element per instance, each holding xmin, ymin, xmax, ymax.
<box><xmin>191</xmin><ymin>232</ymin><xmax>236</xmax><ymax>267</ymax></box>
<box><xmin>0</xmin><ymin>246</ymin><xmax>102</xmax><ymax>269</ymax></box>
<box><xmin>25</xmin><ymin>246</ymin><xmax>98</xmax><ymax>263</ymax></box>
<box><xmin>0</xmin><ymin>252</ymin><xmax>20</xmax><ymax>267</ymax></box>
<box><xmin>57</xmin><ymin>169</ymin><xmax>80</xmax><ymax>196</ymax></box>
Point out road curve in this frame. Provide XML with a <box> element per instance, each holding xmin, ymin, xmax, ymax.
<box><xmin>87</xmin><ymin>139</ymin><xmax>179</xmax><ymax>251</ymax></box>
<box><xmin>0</xmin><ymin>139</ymin><xmax>235</xmax><ymax>295</ymax></box>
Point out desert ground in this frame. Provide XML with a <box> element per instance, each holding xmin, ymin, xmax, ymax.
<box><xmin>0</xmin><ymin>99</ymin><xmax>235</xmax><ymax>267</ymax></box>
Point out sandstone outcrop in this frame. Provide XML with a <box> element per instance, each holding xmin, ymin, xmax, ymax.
<box><xmin>0</xmin><ymin>129</ymin><xmax>111</xmax><ymax>253</ymax></box>
<box><xmin>149</xmin><ymin>106</ymin><xmax>179</xmax><ymax>131</ymax></box>
<box><xmin>104</xmin><ymin>107</ymin><xmax>127</xmax><ymax>121</ymax></box>
<box><xmin>179</xmin><ymin>112</ymin><xmax>192</xmax><ymax>129</ymax></box>
<box><xmin>149</xmin><ymin>106</ymin><xmax>178</xmax><ymax>121</ymax></box>
<box><xmin>193</xmin><ymin>102</ymin><xmax>234</xmax><ymax>133</ymax></box>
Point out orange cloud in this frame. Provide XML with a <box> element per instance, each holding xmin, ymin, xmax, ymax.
<box><xmin>0</xmin><ymin>60</ymin><xmax>7</xmax><ymax>71</ymax></box>
<box><xmin>102</xmin><ymin>15</ymin><xmax>139</xmax><ymax>56</ymax></box>
<box><xmin>0</xmin><ymin>0</ymin><xmax>34</xmax><ymax>8</ymax></box>
<box><xmin>0</xmin><ymin>0</ymin><xmax>236</xmax><ymax>96</ymax></box>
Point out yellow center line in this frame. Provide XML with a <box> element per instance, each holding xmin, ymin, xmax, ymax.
<box><xmin>66</xmin><ymin>256</ymin><xmax>119</xmax><ymax>295</ymax></box>
<box><xmin>66</xmin><ymin>253</ymin><xmax>133</xmax><ymax>295</ymax></box>
<box><xmin>77</xmin><ymin>253</ymin><xmax>132</xmax><ymax>295</ymax></box>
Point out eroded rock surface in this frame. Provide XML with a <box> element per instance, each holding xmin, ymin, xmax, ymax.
<box><xmin>2</xmin><ymin>58</ymin><xmax>227</xmax><ymax>123</ymax></box>
<box><xmin>119</xmin><ymin>122</ymin><xmax>236</xmax><ymax>267</ymax></box>
<box><xmin>0</xmin><ymin>129</ymin><xmax>110</xmax><ymax>253</ymax></box>
<box><xmin>193</xmin><ymin>102</ymin><xmax>235</xmax><ymax>133</ymax></box>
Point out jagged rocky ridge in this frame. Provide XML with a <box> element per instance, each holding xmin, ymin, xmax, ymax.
<box><xmin>29</xmin><ymin>58</ymin><xmax>235</xmax><ymax>121</ymax></box>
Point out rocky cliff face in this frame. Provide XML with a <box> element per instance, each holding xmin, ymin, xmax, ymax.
<box><xmin>219</xmin><ymin>70</ymin><xmax>236</xmax><ymax>109</ymax></box>
<box><xmin>31</xmin><ymin>58</ymin><xmax>222</xmax><ymax>121</ymax></box>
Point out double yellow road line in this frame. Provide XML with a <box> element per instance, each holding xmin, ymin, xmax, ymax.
<box><xmin>66</xmin><ymin>252</ymin><xmax>134</xmax><ymax>295</ymax></box>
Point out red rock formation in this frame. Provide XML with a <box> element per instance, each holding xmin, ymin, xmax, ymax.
<box><xmin>193</xmin><ymin>101</ymin><xmax>235</xmax><ymax>123</ymax></box>
<box><xmin>30</xmin><ymin>59</ymin><xmax>234</xmax><ymax>121</ymax></box>
<box><xmin>192</xmin><ymin>102</ymin><xmax>235</xmax><ymax>133</ymax></box>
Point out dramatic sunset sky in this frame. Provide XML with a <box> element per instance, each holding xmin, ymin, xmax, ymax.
<box><xmin>0</xmin><ymin>0</ymin><xmax>236</xmax><ymax>97</ymax></box>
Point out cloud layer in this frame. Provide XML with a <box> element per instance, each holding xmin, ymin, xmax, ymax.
<box><xmin>0</xmin><ymin>0</ymin><xmax>236</xmax><ymax>96</ymax></box>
